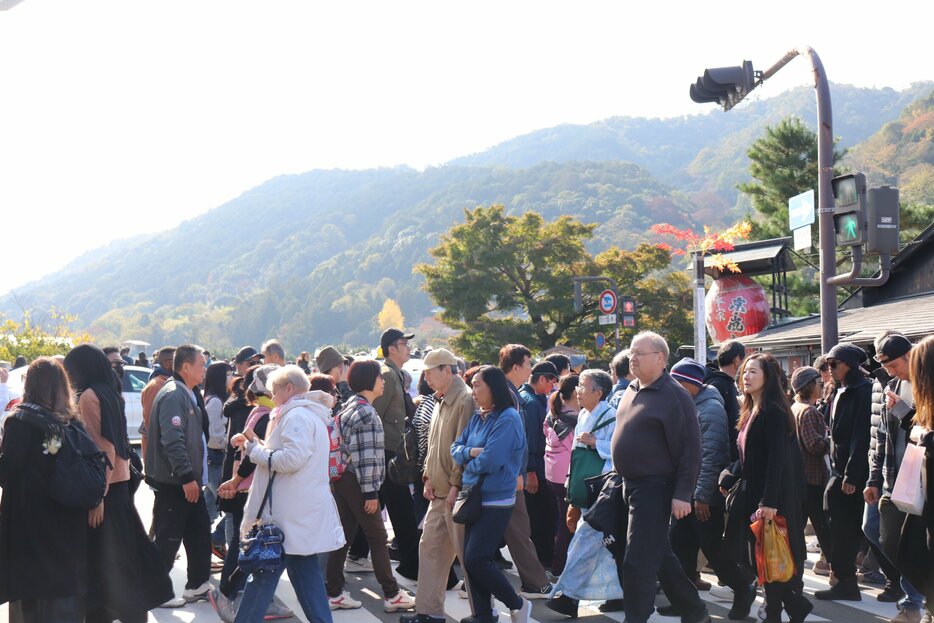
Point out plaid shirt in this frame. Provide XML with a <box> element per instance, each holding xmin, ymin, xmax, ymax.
<box><xmin>338</xmin><ymin>397</ymin><xmax>386</xmax><ymax>499</ymax></box>
<box><xmin>792</xmin><ymin>400</ymin><xmax>830</xmax><ymax>486</ymax></box>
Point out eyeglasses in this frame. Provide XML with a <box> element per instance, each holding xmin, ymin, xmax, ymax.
<box><xmin>575</xmin><ymin>385</ymin><xmax>594</xmax><ymax>393</ymax></box>
<box><xmin>629</xmin><ymin>351</ymin><xmax>661</xmax><ymax>359</ymax></box>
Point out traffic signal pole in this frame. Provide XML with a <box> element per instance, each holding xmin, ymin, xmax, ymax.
<box><xmin>760</xmin><ymin>48</ymin><xmax>838</xmax><ymax>352</ymax></box>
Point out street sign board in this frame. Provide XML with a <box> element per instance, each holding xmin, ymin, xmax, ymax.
<box><xmin>598</xmin><ymin>289</ymin><xmax>617</xmax><ymax>315</ymax></box>
<box><xmin>789</xmin><ymin>189</ymin><xmax>815</xmax><ymax>231</ymax></box>
<box><xmin>598</xmin><ymin>314</ymin><xmax>616</xmax><ymax>326</ymax></box>
<box><xmin>595</xmin><ymin>333</ymin><xmax>606</xmax><ymax>349</ymax></box>
<box><xmin>793</xmin><ymin>224</ymin><xmax>811</xmax><ymax>251</ymax></box>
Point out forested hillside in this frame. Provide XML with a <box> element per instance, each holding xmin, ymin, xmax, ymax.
<box><xmin>2</xmin><ymin>82</ymin><xmax>932</xmax><ymax>354</ymax></box>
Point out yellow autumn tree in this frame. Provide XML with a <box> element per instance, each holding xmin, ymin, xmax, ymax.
<box><xmin>377</xmin><ymin>299</ymin><xmax>405</xmax><ymax>332</ymax></box>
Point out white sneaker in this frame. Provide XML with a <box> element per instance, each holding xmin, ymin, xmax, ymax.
<box><xmin>807</xmin><ymin>538</ymin><xmax>821</xmax><ymax>553</ymax></box>
<box><xmin>709</xmin><ymin>584</ymin><xmax>734</xmax><ymax>601</ymax></box>
<box><xmin>159</xmin><ymin>596</ymin><xmax>186</xmax><ymax>608</ymax></box>
<box><xmin>344</xmin><ymin>555</ymin><xmax>375</xmax><ymax>573</ymax></box>
<box><xmin>384</xmin><ymin>589</ymin><xmax>416</xmax><ymax>612</ymax></box>
<box><xmin>183</xmin><ymin>581</ymin><xmax>214</xmax><ymax>602</ymax></box>
<box><xmin>511</xmin><ymin>597</ymin><xmax>532</xmax><ymax>623</ymax></box>
<box><xmin>329</xmin><ymin>592</ymin><xmax>362</xmax><ymax>610</ymax></box>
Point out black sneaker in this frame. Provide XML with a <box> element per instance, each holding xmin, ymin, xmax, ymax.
<box><xmin>493</xmin><ymin>550</ymin><xmax>513</xmax><ymax>570</ymax></box>
<box><xmin>656</xmin><ymin>604</ymin><xmax>684</xmax><ymax>617</ymax></box>
<box><xmin>815</xmin><ymin>577</ymin><xmax>862</xmax><ymax>601</ymax></box>
<box><xmin>598</xmin><ymin>599</ymin><xmax>624</xmax><ymax>612</ymax></box>
<box><xmin>876</xmin><ymin>584</ymin><xmax>905</xmax><ymax>602</ymax></box>
<box><xmin>728</xmin><ymin>581</ymin><xmax>757</xmax><ymax>620</ymax></box>
<box><xmin>400</xmin><ymin>615</ymin><xmax>445</xmax><ymax>623</ymax></box>
<box><xmin>544</xmin><ymin>594</ymin><xmax>578</xmax><ymax>618</ymax></box>
<box><xmin>519</xmin><ymin>584</ymin><xmax>552</xmax><ymax>600</ymax></box>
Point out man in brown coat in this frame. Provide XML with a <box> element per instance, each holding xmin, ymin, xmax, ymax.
<box><xmin>401</xmin><ymin>348</ymin><xmax>476</xmax><ymax>623</ymax></box>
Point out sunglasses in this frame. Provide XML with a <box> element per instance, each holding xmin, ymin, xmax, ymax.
<box><xmin>828</xmin><ymin>360</ymin><xmax>840</xmax><ymax>369</ymax></box>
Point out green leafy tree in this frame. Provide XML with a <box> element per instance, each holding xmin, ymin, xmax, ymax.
<box><xmin>739</xmin><ymin>117</ymin><xmax>844</xmax><ymax>243</ymax></box>
<box><xmin>416</xmin><ymin>205</ymin><xmax>693</xmax><ymax>362</ymax></box>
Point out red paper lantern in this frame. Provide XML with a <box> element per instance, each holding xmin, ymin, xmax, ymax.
<box><xmin>705</xmin><ymin>274</ymin><xmax>770</xmax><ymax>342</ymax></box>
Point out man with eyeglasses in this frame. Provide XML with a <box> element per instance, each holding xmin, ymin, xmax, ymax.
<box><xmin>611</xmin><ymin>331</ymin><xmax>709</xmax><ymax>623</ymax></box>
<box><xmin>373</xmin><ymin>327</ymin><xmax>421</xmax><ymax>580</ymax></box>
<box><xmin>865</xmin><ymin>333</ymin><xmax>926</xmax><ymax>623</ymax></box>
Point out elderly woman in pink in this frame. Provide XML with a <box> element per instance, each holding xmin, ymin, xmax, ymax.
<box><xmin>543</xmin><ymin>374</ymin><xmax>579</xmax><ymax>576</ymax></box>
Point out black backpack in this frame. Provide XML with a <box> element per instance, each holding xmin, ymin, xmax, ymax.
<box><xmin>387</xmin><ymin>416</ymin><xmax>420</xmax><ymax>485</ymax></box>
<box><xmin>15</xmin><ymin>404</ymin><xmax>112</xmax><ymax>510</ymax></box>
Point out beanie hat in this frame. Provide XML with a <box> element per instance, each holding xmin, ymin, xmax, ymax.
<box><xmin>826</xmin><ymin>343</ymin><xmax>867</xmax><ymax>371</ymax></box>
<box><xmin>790</xmin><ymin>366</ymin><xmax>821</xmax><ymax>394</ymax></box>
<box><xmin>670</xmin><ymin>358</ymin><xmax>706</xmax><ymax>388</ymax></box>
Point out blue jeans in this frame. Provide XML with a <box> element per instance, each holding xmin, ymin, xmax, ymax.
<box><xmin>464</xmin><ymin>505</ymin><xmax>522</xmax><ymax>621</ymax></box>
<box><xmin>234</xmin><ymin>553</ymin><xmax>332</xmax><ymax>623</ymax></box>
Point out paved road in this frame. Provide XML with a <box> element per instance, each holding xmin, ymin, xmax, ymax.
<box><xmin>0</xmin><ymin>484</ymin><xmax>903</xmax><ymax>623</ymax></box>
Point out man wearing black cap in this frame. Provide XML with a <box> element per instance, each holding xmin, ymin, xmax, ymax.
<box><xmin>816</xmin><ymin>342</ymin><xmax>872</xmax><ymax>601</ymax></box>
<box><xmin>866</xmin><ymin>333</ymin><xmax>925</xmax><ymax>622</ymax></box>
<box><xmin>373</xmin><ymin>327</ymin><xmax>420</xmax><ymax>580</ymax></box>
<box><xmin>232</xmin><ymin>346</ymin><xmax>263</xmax><ymax>377</ymax></box>
<box><xmin>518</xmin><ymin>361</ymin><xmax>560</xmax><ymax>570</ymax></box>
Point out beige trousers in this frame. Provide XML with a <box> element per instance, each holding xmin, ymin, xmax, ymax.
<box><xmin>415</xmin><ymin>497</ymin><xmax>467</xmax><ymax>616</ymax></box>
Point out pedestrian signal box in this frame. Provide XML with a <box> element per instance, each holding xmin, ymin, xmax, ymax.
<box><xmin>620</xmin><ymin>297</ymin><xmax>637</xmax><ymax>328</ymax></box>
<box><xmin>832</xmin><ymin>173</ymin><xmax>867</xmax><ymax>247</ymax></box>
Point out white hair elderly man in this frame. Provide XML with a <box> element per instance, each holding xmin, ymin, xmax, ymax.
<box><xmin>610</xmin><ymin>331</ymin><xmax>708</xmax><ymax>623</ymax></box>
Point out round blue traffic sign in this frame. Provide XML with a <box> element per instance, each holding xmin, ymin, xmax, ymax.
<box><xmin>598</xmin><ymin>289</ymin><xmax>617</xmax><ymax>315</ymax></box>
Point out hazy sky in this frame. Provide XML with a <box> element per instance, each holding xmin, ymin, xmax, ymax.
<box><xmin>1</xmin><ymin>0</ymin><xmax>931</xmax><ymax>294</ymax></box>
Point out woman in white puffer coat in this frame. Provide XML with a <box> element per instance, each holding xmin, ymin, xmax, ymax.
<box><xmin>231</xmin><ymin>365</ymin><xmax>346</xmax><ymax>623</ymax></box>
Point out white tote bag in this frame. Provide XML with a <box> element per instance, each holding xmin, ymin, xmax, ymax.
<box><xmin>892</xmin><ymin>443</ymin><xmax>927</xmax><ymax>516</ymax></box>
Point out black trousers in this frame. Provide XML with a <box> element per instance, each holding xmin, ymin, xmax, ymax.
<box><xmin>465</xmin><ymin>506</ymin><xmax>523</xmax><ymax>621</ymax></box>
<box><xmin>803</xmin><ymin>483</ymin><xmax>832</xmax><ymax>560</ymax></box>
<box><xmin>525</xmin><ymin>477</ymin><xmax>557</xmax><ymax>569</ymax></box>
<box><xmin>669</xmin><ymin>505</ymin><xmax>751</xmax><ymax>590</ymax></box>
<box><xmin>615</xmin><ymin>475</ymin><xmax>705</xmax><ymax>623</ymax></box>
<box><xmin>152</xmin><ymin>484</ymin><xmax>212</xmax><ymax>590</ymax></box>
<box><xmin>825</xmin><ymin>476</ymin><xmax>865</xmax><ymax>581</ymax></box>
<box><xmin>379</xmin><ymin>453</ymin><xmax>420</xmax><ymax>576</ymax></box>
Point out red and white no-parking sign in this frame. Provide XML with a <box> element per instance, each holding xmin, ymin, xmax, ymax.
<box><xmin>598</xmin><ymin>289</ymin><xmax>617</xmax><ymax>315</ymax></box>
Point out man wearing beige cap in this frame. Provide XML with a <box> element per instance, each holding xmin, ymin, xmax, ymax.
<box><xmin>400</xmin><ymin>348</ymin><xmax>476</xmax><ymax>623</ymax></box>
<box><xmin>317</xmin><ymin>346</ymin><xmax>353</xmax><ymax>415</ymax></box>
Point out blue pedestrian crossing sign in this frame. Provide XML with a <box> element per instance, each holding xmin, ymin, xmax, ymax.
<box><xmin>788</xmin><ymin>190</ymin><xmax>815</xmax><ymax>231</ymax></box>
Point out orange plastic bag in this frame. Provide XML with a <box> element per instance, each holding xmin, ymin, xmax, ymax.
<box><xmin>750</xmin><ymin>514</ymin><xmax>795</xmax><ymax>584</ymax></box>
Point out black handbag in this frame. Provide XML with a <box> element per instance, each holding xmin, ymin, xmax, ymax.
<box><xmin>128</xmin><ymin>445</ymin><xmax>144</xmax><ymax>496</ymax></box>
<box><xmin>238</xmin><ymin>453</ymin><xmax>284</xmax><ymax>575</ymax></box>
<box><xmin>452</xmin><ymin>474</ymin><xmax>486</xmax><ymax>525</ymax></box>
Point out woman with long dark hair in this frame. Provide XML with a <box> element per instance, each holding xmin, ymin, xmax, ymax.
<box><xmin>452</xmin><ymin>365</ymin><xmax>531</xmax><ymax>623</ymax></box>
<box><xmin>0</xmin><ymin>358</ymin><xmax>88</xmax><ymax>622</ymax></box>
<box><xmin>63</xmin><ymin>344</ymin><xmax>173</xmax><ymax>622</ymax></box>
<box><xmin>729</xmin><ymin>354</ymin><xmax>810</xmax><ymax>623</ymax></box>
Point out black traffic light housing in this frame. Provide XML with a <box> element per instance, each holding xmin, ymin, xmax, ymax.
<box><xmin>690</xmin><ymin>61</ymin><xmax>757</xmax><ymax>111</ymax></box>
<box><xmin>620</xmin><ymin>296</ymin><xmax>637</xmax><ymax>328</ymax></box>
<box><xmin>831</xmin><ymin>173</ymin><xmax>867</xmax><ymax>247</ymax></box>
<box><xmin>866</xmin><ymin>186</ymin><xmax>900</xmax><ymax>256</ymax></box>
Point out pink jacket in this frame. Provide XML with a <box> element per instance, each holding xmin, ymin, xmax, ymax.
<box><xmin>544</xmin><ymin>405</ymin><xmax>578</xmax><ymax>484</ymax></box>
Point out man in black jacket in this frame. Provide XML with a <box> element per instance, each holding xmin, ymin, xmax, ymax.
<box><xmin>704</xmin><ymin>340</ymin><xmax>745</xmax><ymax>462</ymax></box>
<box><xmin>816</xmin><ymin>342</ymin><xmax>872</xmax><ymax>601</ymax></box>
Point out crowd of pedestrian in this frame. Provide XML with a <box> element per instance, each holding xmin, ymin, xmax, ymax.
<box><xmin>1</xmin><ymin>326</ymin><xmax>933</xmax><ymax>623</ymax></box>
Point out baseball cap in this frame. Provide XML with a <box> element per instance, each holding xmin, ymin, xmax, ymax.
<box><xmin>234</xmin><ymin>346</ymin><xmax>263</xmax><ymax>365</ymax></box>
<box><xmin>530</xmin><ymin>361</ymin><xmax>559</xmax><ymax>380</ymax></box>
<box><xmin>424</xmin><ymin>348</ymin><xmax>458</xmax><ymax>369</ymax></box>
<box><xmin>316</xmin><ymin>346</ymin><xmax>345</xmax><ymax>373</ymax></box>
<box><xmin>874</xmin><ymin>334</ymin><xmax>912</xmax><ymax>363</ymax></box>
<box><xmin>380</xmin><ymin>328</ymin><xmax>415</xmax><ymax>354</ymax></box>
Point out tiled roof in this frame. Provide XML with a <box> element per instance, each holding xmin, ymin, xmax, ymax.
<box><xmin>738</xmin><ymin>292</ymin><xmax>934</xmax><ymax>349</ymax></box>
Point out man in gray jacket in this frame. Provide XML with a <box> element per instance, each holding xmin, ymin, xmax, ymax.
<box><xmin>145</xmin><ymin>344</ymin><xmax>212</xmax><ymax>606</ymax></box>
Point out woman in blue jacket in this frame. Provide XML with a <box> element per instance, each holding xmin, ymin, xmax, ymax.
<box><xmin>452</xmin><ymin>366</ymin><xmax>531</xmax><ymax>623</ymax></box>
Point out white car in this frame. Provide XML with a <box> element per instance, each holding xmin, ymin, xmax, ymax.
<box><xmin>1</xmin><ymin>364</ymin><xmax>148</xmax><ymax>442</ymax></box>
